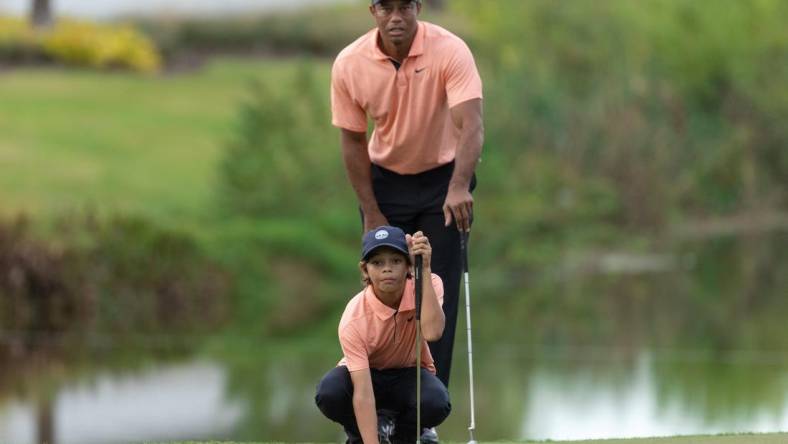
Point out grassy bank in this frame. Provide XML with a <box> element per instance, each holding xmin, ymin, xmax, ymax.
<box><xmin>159</xmin><ymin>433</ymin><xmax>788</xmax><ymax>444</ymax></box>
<box><xmin>0</xmin><ymin>57</ymin><xmax>329</xmax><ymax>222</ymax></box>
<box><xmin>539</xmin><ymin>433</ymin><xmax>788</xmax><ymax>444</ymax></box>
<box><xmin>2</xmin><ymin>53</ymin><xmax>787</xmax><ymax>349</ymax></box>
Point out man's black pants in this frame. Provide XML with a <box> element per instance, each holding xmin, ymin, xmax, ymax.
<box><xmin>366</xmin><ymin>161</ymin><xmax>475</xmax><ymax>389</ymax></box>
<box><xmin>315</xmin><ymin>366</ymin><xmax>451</xmax><ymax>441</ymax></box>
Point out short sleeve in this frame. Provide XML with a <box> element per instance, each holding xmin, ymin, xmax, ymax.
<box><xmin>443</xmin><ymin>40</ymin><xmax>483</xmax><ymax>108</ymax></box>
<box><xmin>331</xmin><ymin>59</ymin><xmax>368</xmax><ymax>132</ymax></box>
<box><xmin>339</xmin><ymin>323</ymin><xmax>369</xmax><ymax>372</ymax></box>
<box><xmin>431</xmin><ymin>273</ymin><xmax>444</xmax><ymax>307</ymax></box>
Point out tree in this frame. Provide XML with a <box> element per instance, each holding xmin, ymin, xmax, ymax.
<box><xmin>30</xmin><ymin>0</ymin><xmax>53</xmax><ymax>28</ymax></box>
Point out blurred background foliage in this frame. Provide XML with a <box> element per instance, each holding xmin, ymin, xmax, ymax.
<box><xmin>0</xmin><ymin>16</ymin><xmax>160</xmax><ymax>72</ymax></box>
<box><xmin>1</xmin><ymin>1</ymin><xmax>788</xmax><ymax>441</ymax></box>
<box><xmin>0</xmin><ymin>0</ymin><xmax>786</xmax><ymax>367</ymax></box>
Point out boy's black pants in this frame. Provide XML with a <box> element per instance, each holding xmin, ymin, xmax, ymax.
<box><xmin>367</xmin><ymin>161</ymin><xmax>476</xmax><ymax>389</ymax></box>
<box><xmin>315</xmin><ymin>366</ymin><xmax>451</xmax><ymax>441</ymax></box>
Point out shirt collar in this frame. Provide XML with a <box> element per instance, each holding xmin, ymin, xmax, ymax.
<box><xmin>408</xmin><ymin>22</ymin><xmax>425</xmax><ymax>57</ymax></box>
<box><xmin>364</xmin><ymin>278</ymin><xmax>416</xmax><ymax>319</ymax></box>
<box><xmin>368</xmin><ymin>21</ymin><xmax>425</xmax><ymax>61</ymax></box>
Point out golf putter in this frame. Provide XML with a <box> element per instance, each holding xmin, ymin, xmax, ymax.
<box><xmin>414</xmin><ymin>254</ymin><xmax>423</xmax><ymax>444</ymax></box>
<box><xmin>461</xmin><ymin>231</ymin><xmax>477</xmax><ymax>444</ymax></box>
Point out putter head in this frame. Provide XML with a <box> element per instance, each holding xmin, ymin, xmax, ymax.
<box><xmin>468</xmin><ymin>441</ymin><xmax>478</xmax><ymax>444</ymax></box>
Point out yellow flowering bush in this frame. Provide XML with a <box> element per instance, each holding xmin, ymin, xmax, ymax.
<box><xmin>0</xmin><ymin>16</ymin><xmax>161</xmax><ymax>73</ymax></box>
<box><xmin>0</xmin><ymin>16</ymin><xmax>42</xmax><ymax>58</ymax></box>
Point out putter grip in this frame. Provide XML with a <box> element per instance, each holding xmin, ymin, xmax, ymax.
<box><xmin>461</xmin><ymin>231</ymin><xmax>469</xmax><ymax>273</ymax></box>
<box><xmin>414</xmin><ymin>255</ymin><xmax>423</xmax><ymax>320</ymax></box>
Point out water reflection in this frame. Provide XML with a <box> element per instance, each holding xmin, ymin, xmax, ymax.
<box><xmin>520</xmin><ymin>350</ymin><xmax>788</xmax><ymax>440</ymax></box>
<box><xmin>0</xmin><ymin>360</ymin><xmax>242</xmax><ymax>444</ymax></box>
<box><xmin>1</xmin><ymin>346</ymin><xmax>788</xmax><ymax>442</ymax></box>
<box><xmin>1</xmin><ymin>232</ymin><xmax>786</xmax><ymax>442</ymax></box>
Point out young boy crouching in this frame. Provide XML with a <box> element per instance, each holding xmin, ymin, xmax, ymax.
<box><xmin>315</xmin><ymin>226</ymin><xmax>451</xmax><ymax>443</ymax></box>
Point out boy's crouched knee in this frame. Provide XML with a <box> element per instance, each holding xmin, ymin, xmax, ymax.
<box><xmin>423</xmin><ymin>386</ymin><xmax>451</xmax><ymax>426</ymax></box>
<box><xmin>315</xmin><ymin>367</ymin><xmax>352</xmax><ymax>420</ymax></box>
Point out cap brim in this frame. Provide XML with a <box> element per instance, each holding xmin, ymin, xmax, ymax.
<box><xmin>362</xmin><ymin>243</ymin><xmax>410</xmax><ymax>260</ymax></box>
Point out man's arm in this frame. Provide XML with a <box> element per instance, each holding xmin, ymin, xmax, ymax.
<box><xmin>350</xmin><ymin>368</ymin><xmax>380</xmax><ymax>444</ymax></box>
<box><xmin>340</xmin><ymin>128</ymin><xmax>389</xmax><ymax>233</ymax></box>
<box><xmin>444</xmin><ymin>98</ymin><xmax>484</xmax><ymax>233</ymax></box>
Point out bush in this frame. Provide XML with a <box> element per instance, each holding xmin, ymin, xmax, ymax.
<box><xmin>135</xmin><ymin>5</ymin><xmax>472</xmax><ymax>61</ymax></box>
<box><xmin>208</xmin><ymin>218</ymin><xmax>358</xmax><ymax>337</ymax></box>
<box><xmin>452</xmin><ymin>0</ymin><xmax>787</xmax><ymax>224</ymax></box>
<box><xmin>0</xmin><ymin>16</ymin><xmax>161</xmax><ymax>73</ymax></box>
<box><xmin>0</xmin><ymin>214</ymin><xmax>229</xmax><ymax>356</ymax></box>
<box><xmin>0</xmin><ymin>16</ymin><xmax>45</xmax><ymax>61</ymax></box>
<box><xmin>218</xmin><ymin>62</ymin><xmax>343</xmax><ymax>218</ymax></box>
<box><xmin>134</xmin><ymin>6</ymin><xmax>371</xmax><ymax>60</ymax></box>
<box><xmin>215</xmin><ymin>63</ymin><xmax>368</xmax><ymax>336</ymax></box>
<box><xmin>42</xmin><ymin>20</ymin><xmax>161</xmax><ymax>72</ymax></box>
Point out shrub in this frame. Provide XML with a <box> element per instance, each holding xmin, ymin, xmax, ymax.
<box><xmin>134</xmin><ymin>7</ymin><xmax>372</xmax><ymax>59</ymax></box>
<box><xmin>0</xmin><ymin>214</ymin><xmax>230</xmax><ymax>356</ymax></box>
<box><xmin>0</xmin><ymin>16</ymin><xmax>161</xmax><ymax>73</ymax></box>
<box><xmin>42</xmin><ymin>20</ymin><xmax>161</xmax><ymax>72</ymax></box>
<box><xmin>452</xmin><ymin>0</ymin><xmax>787</xmax><ymax>224</ymax></box>
<box><xmin>218</xmin><ymin>62</ymin><xmax>343</xmax><ymax>218</ymax></box>
<box><xmin>0</xmin><ymin>16</ymin><xmax>44</xmax><ymax>61</ymax></box>
<box><xmin>135</xmin><ymin>5</ymin><xmax>472</xmax><ymax>60</ymax></box>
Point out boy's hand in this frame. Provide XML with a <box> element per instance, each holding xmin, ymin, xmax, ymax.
<box><xmin>406</xmin><ymin>231</ymin><xmax>432</xmax><ymax>270</ymax></box>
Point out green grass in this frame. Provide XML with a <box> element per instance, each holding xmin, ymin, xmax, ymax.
<box><xmin>528</xmin><ymin>432</ymin><xmax>788</xmax><ymax>443</ymax></box>
<box><xmin>154</xmin><ymin>433</ymin><xmax>788</xmax><ymax>444</ymax></box>
<box><xmin>0</xmin><ymin>58</ymin><xmax>330</xmax><ymax>223</ymax></box>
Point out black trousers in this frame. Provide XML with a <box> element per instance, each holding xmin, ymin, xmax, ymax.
<box><xmin>315</xmin><ymin>366</ymin><xmax>451</xmax><ymax>441</ymax></box>
<box><xmin>366</xmin><ymin>161</ymin><xmax>476</xmax><ymax>389</ymax></box>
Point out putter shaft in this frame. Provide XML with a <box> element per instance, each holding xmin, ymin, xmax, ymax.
<box><xmin>461</xmin><ymin>232</ymin><xmax>477</xmax><ymax>441</ymax></box>
<box><xmin>414</xmin><ymin>255</ymin><xmax>423</xmax><ymax>444</ymax></box>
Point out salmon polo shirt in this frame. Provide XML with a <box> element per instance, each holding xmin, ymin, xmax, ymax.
<box><xmin>338</xmin><ymin>273</ymin><xmax>444</xmax><ymax>374</ymax></box>
<box><xmin>331</xmin><ymin>21</ymin><xmax>483</xmax><ymax>174</ymax></box>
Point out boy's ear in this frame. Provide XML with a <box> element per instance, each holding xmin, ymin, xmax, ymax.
<box><xmin>359</xmin><ymin>261</ymin><xmax>368</xmax><ymax>277</ymax></box>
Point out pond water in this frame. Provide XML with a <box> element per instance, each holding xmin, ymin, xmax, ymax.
<box><xmin>0</xmin><ymin>360</ymin><xmax>242</xmax><ymax>444</ymax></box>
<box><xmin>1</xmin><ymin>231</ymin><xmax>786</xmax><ymax>442</ymax></box>
<box><xmin>2</xmin><ymin>346</ymin><xmax>788</xmax><ymax>443</ymax></box>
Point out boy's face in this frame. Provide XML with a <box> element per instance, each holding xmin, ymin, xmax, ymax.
<box><xmin>361</xmin><ymin>247</ymin><xmax>410</xmax><ymax>296</ymax></box>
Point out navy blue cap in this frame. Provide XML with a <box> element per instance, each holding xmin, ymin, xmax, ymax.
<box><xmin>361</xmin><ymin>226</ymin><xmax>410</xmax><ymax>261</ymax></box>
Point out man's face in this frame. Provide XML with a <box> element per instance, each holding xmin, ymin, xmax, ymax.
<box><xmin>362</xmin><ymin>248</ymin><xmax>409</xmax><ymax>296</ymax></box>
<box><xmin>370</xmin><ymin>0</ymin><xmax>421</xmax><ymax>47</ymax></box>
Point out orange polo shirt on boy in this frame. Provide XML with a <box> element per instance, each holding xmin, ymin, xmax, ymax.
<box><xmin>338</xmin><ymin>274</ymin><xmax>444</xmax><ymax>374</ymax></box>
<box><xmin>331</xmin><ymin>21</ymin><xmax>483</xmax><ymax>175</ymax></box>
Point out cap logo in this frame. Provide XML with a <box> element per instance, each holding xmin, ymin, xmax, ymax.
<box><xmin>375</xmin><ymin>229</ymin><xmax>389</xmax><ymax>240</ymax></box>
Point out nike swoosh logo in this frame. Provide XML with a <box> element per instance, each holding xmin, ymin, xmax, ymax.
<box><xmin>415</xmin><ymin>68</ymin><xmax>426</xmax><ymax>74</ymax></box>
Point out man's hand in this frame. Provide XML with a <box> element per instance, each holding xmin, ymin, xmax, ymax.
<box><xmin>443</xmin><ymin>186</ymin><xmax>473</xmax><ymax>233</ymax></box>
<box><xmin>363</xmin><ymin>210</ymin><xmax>389</xmax><ymax>234</ymax></box>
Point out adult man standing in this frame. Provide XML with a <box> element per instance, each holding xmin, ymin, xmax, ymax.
<box><xmin>331</xmin><ymin>0</ymin><xmax>483</xmax><ymax>440</ymax></box>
